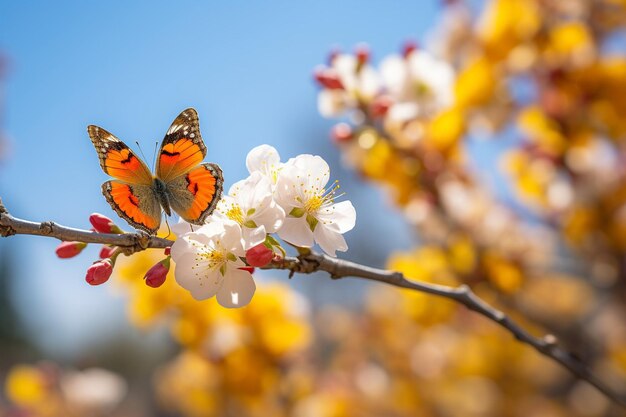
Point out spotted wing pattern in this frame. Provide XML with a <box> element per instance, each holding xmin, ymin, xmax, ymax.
<box><xmin>156</xmin><ymin>108</ymin><xmax>207</xmax><ymax>182</ymax></box>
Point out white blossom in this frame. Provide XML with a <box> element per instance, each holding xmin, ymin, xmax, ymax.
<box><xmin>317</xmin><ymin>54</ymin><xmax>381</xmax><ymax>118</ymax></box>
<box><xmin>246</xmin><ymin>144</ymin><xmax>283</xmax><ymax>186</ymax></box>
<box><xmin>171</xmin><ymin>221</ymin><xmax>255</xmax><ymax>308</ymax></box>
<box><xmin>275</xmin><ymin>154</ymin><xmax>356</xmax><ymax>256</ymax></box>
<box><xmin>214</xmin><ymin>171</ymin><xmax>285</xmax><ymax>249</ymax></box>
<box><xmin>380</xmin><ymin>49</ymin><xmax>454</xmax><ymax>121</ymax></box>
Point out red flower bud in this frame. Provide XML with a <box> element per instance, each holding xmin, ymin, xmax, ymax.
<box><xmin>55</xmin><ymin>241</ymin><xmax>87</xmax><ymax>259</ymax></box>
<box><xmin>89</xmin><ymin>213</ymin><xmax>123</xmax><ymax>234</ymax></box>
<box><xmin>370</xmin><ymin>95</ymin><xmax>393</xmax><ymax>118</ymax></box>
<box><xmin>402</xmin><ymin>40</ymin><xmax>418</xmax><ymax>58</ymax></box>
<box><xmin>313</xmin><ymin>67</ymin><xmax>344</xmax><ymax>90</ymax></box>
<box><xmin>355</xmin><ymin>43</ymin><xmax>370</xmax><ymax>65</ymax></box>
<box><xmin>99</xmin><ymin>245</ymin><xmax>116</xmax><ymax>259</ymax></box>
<box><xmin>331</xmin><ymin>123</ymin><xmax>354</xmax><ymax>144</ymax></box>
<box><xmin>246</xmin><ymin>244</ymin><xmax>274</xmax><ymax>267</ymax></box>
<box><xmin>238</xmin><ymin>266</ymin><xmax>255</xmax><ymax>274</ymax></box>
<box><xmin>144</xmin><ymin>257</ymin><xmax>170</xmax><ymax>288</ymax></box>
<box><xmin>85</xmin><ymin>259</ymin><xmax>113</xmax><ymax>286</ymax></box>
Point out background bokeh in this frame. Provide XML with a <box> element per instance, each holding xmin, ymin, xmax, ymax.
<box><xmin>0</xmin><ymin>0</ymin><xmax>429</xmax><ymax>357</ymax></box>
<box><xmin>2</xmin><ymin>1</ymin><xmax>626</xmax><ymax>416</ymax></box>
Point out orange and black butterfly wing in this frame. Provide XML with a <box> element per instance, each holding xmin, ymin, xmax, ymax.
<box><xmin>88</xmin><ymin>125</ymin><xmax>153</xmax><ymax>184</ymax></box>
<box><xmin>102</xmin><ymin>181</ymin><xmax>162</xmax><ymax>234</ymax></box>
<box><xmin>88</xmin><ymin>125</ymin><xmax>162</xmax><ymax>233</ymax></box>
<box><xmin>156</xmin><ymin>108</ymin><xmax>207</xmax><ymax>181</ymax></box>
<box><xmin>167</xmin><ymin>163</ymin><xmax>224</xmax><ymax>225</ymax></box>
<box><xmin>155</xmin><ymin>108</ymin><xmax>223</xmax><ymax>225</ymax></box>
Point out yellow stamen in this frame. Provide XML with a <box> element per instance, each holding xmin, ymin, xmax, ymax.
<box><xmin>303</xmin><ymin>180</ymin><xmax>343</xmax><ymax>214</ymax></box>
<box><xmin>199</xmin><ymin>250</ymin><xmax>226</xmax><ymax>270</ymax></box>
<box><xmin>226</xmin><ymin>204</ymin><xmax>244</xmax><ymax>224</ymax></box>
<box><xmin>304</xmin><ymin>195</ymin><xmax>324</xmax><ymax>213</ymax></box>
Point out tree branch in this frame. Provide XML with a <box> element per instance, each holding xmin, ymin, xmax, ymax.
<box><xmin>270</xmin><ymin>250</ymin><xmax>626</xmax><ymax>408</ymax></box>
<box><xmin>0</xmin><ymin>198</ymin><xmax>171</xmax><ymax>254</ymax></box>
<box><xmin>1</xmin><ymin>199</ymin><xmax>625</xmax><ymax>407</ymax></box>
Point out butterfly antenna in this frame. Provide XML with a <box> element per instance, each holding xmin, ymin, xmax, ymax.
<box><xmin>152</xmin><ymin>141</ymin><xmax>159</xmax><ymax>171</ymax></box>
<box><xmin>135</xmin><ymin>141</ymin><xmax>149</xmax><ymax>165</ymax></box>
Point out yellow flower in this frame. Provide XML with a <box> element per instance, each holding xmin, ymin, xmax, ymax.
<box><xmin>545</xmin><ymin>22</ymin><xmax>594</xmax><ymax>67</ymax></box>
<box><xmin>425</xmin><ymin>107</ymin><xmax>466</xmax><ymax>153</ymax></box>
<box><xmin>382</xmin><ymin>246</ymin><xmax>459</xmax><ymax>325</ymax></box>
<box><xmin>5</xmin><ymin>365</ymin><xmax>48</xmax><ymax>407</ymax></box>
<box><xmin>454</xmin><ymin>58</ymin><xmax>496</xmax><ymax>110</ymax></box>
<box><xmin>517</xmin><ymin>106</ymin><xmax>566</xmax><ymax>156</ymax></box>
<box><xmin>482</xmin><ymin>251</ymin><xmax>523</xmax><ymax>293</ymax></box>
<box><xmin>479</xmin><ymin>0</ymin><xmax>541</xmax><ymax>60</ymax></box>
<box><xmin>448</xmin><ymin>236</ymin><xmax>476</xmax><ymax>275</ymax></box>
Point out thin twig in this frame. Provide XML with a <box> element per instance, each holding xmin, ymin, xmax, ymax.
<box><xmin>1</xmin><ymin>199</ymin><xmax>625</xmax><ymax>407</ymax></box>
<box><xmin>269</xmin><ymin>250</ymin><xmax>626</xmax><ymax>408</ymax></box>
<box><xmin>0</xmin><ymin>198</ymin><xmax>171</xmax><ymax>254</ymax></box>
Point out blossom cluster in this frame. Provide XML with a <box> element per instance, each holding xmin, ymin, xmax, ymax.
<box><xmin>171</xmin><ymin>145</ymin><xmax>356</xmax><ymax>307</ymax></box>
<box><xmin>55</xmin><ymin>145</ymin><xmax>356</xmax><ymax>309</ymax></box>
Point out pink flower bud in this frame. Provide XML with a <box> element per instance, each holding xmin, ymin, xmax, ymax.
<box><xmin>99</xmin><ymin>245</ymin><xmax>116</xmax><ymax>259</ymax></box>
<box><xmin>246</xmin><ymin>244</ymin><xmax>274</xmax><ymax>267</ymax></box>
<box><xmin>89</xmin><ymin>213</ymin><xmax>123</xmax><ymax>234</ymax></box>
<box><xmin>355</xmin><ymin>43</ymin><xmax>370</xmax><ymax>65</ymax></box>
<box><xmin>239</xmin><ymin>266</ymin><xmax>255</xmax><ymax>274</ymax></box>
<box><xmin>55</xmin><ymin>241</ymin><xmax>87</xmax><ymax>259</ymax></box>
<box><xmin>144</xmin><ymin>257</ymin><xmax>170</xmax><ymax>288</ymax></box>
<box><xmin>402</xmin><ymin>40</ymin><xmax>418</xmax><ymax>58</ymax></box>
<box><xmin>313</xmin><ymin>67</ymin><xmax>344</xmax><ymax>90</ymax></box>
<box><xmin>85</xmin><ymin>259</ymin><xmax>113</xmax><ymax>286</ymax></box>
<box><xmin>331</xmin><ymin>123</ymin><xmax>354</xmax><ymax>144</ymax></box>
<box><xmin>370</xmin><ymin>95</ymin><xmax>393</xmax><ymax>118</ymax></box>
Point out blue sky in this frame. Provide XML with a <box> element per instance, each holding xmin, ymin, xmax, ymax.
<box><xmin>0</xmin><ymin>1</ymin><xmax>443</xmax><ymax>357</ymax></box>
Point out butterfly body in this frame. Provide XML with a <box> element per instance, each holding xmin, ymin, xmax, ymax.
<box><xmin>153</xmin><ymin>177</ymin><xmax>172</xmax><ymax>216</ymax></box>
<box><xmin>89</xmin><ymin>108</ymin><xmax>223</xmax><ymax>234</ymax></box>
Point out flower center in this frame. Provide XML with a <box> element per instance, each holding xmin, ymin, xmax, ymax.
<box><xmin>302</xmin><ymin>180</ymin><xmax>343</xmax><ymax>215</ymax></box>
<box><xmin>199</xmin><ymin>249</ymin><xmax>226</xmax><ymax>270</ymax></box>
<box><xmin>304</xmin><ymin>195</ymin><xmax>324</xmax><ymax>213</ymax></box>
<box><xmin>225</xmin><ymin>204</ymin><xmax>244</xmax><ymax>224</ymax></box>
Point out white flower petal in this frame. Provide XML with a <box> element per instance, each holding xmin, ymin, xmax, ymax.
<box><xmin>357</xmin><ymin>65</ymin><xmax>381</xmax><ymax>99</ymax></box>
<box><xmin>246</xmin><ymin>145</ymin><xmax>281</xmax><ymax>178</ymax></box>
<box><xmin>174</xmin><ymin>252</ymin><xmax>223</xmax><ymax>300</ymax></box>
<box><xmin>317</xmin><ymin>200</ymin><xmax>357</xmax><ymax>233</ymax></box>
<box><xmin>334</xmin><ymin>54</ymin><xmax>358</xmax><ymax>87</ymax></box>
<box><xmin>252</xmin><ymin>202</ymin><xmax>285</xmax><ymax>233</ymax></box>
<box><xmin>380</xmin><ymin>55</ymin><xmax>410</xmax><ymax>98</ymax></box>
<box><xmin>170</xmin><ymin>232</ymin><xmax>212</xmax><ymax>260</ymax></box>
<box><xmin>277</xmin><ymin>217</ymin><xmax>315</xmax><ymax>248</ymax></box>
<box><xmin>242</xmin><ymin>225</ymin><xmax>267</xmax><ymax>250</ymax></box>
<box><xmin>291</xmin><ymin>154</ymin><xmax>330</xmax><ymax>190</ymax></box>
<box><xmin>318</xmin><ymin>89</ymin><xmax>349</xmax><ymax>118</ymax></box>
<box><xmin>196</xmin><ymin>221</ymin><xmax>226</xmax><ymax>239</ymax></box>
<box><xmin>221</xmin><ymin>222</ymin><xmax>245</xmax><ymax>256</ymax></box>
<box><xmin>387</xmin><ymin>102</ymin><xmax>420</xmax><ymax>122</ymax></box>
<box><xmin>275</xmin><ymin>164</ymin><xmax>301</xmax><ymax>210</ymax></box>
<box><xmin>171</xmin><ymin>219</ymin><xmax>194</xmax><ymax>236</ymax></box>
<box><xmin>314</xmin><ymin>225</ymin><xmax>348</xmax><ymax>257</ymax></box>
<box><xmin>216</xmin><ymin>269</ymin><xmax>256</xmax><ymax>308</ymax></box>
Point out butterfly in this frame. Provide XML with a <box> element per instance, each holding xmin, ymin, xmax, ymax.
<box><xmin>88</xmin><ymin>108</ymin><xmax>224</xmax><ymax>234</ymax></box>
